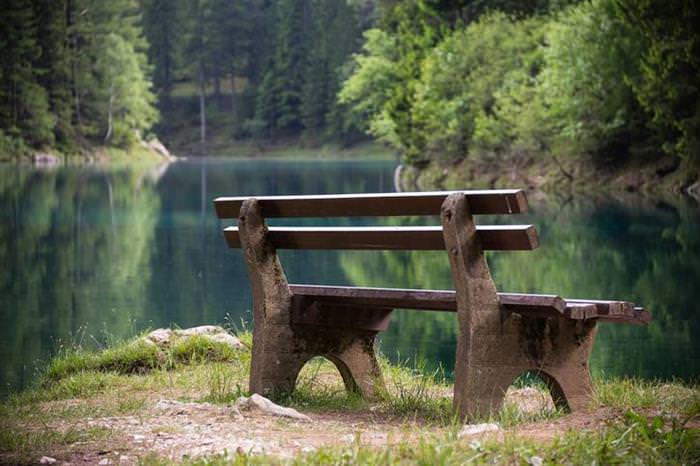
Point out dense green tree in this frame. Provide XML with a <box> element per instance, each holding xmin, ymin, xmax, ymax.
<box><xmin>255</xmin><ymin>0</ymin><xmax>311</xmax><ymax>137</ymax></box>
<box><xmin>68</xmin><ymin>0</ymin><xmax>157</xmax><ymax>145</ymax></box>
<box><xmin>301</xmin><ymin>0</ymin><xmax>363</xmax><ymax>142</ymax></box>
<box><xmin>0</xmin><ymin>0</ymin><xmax>55</xmax><ymax>148</ymax></box>
<box><xmin>141</xmin><ymin>0</ymin><xmax>183</xmax><ymax>109</ymax></box>
<box><xmin>34</xmin><ymin>0</ymin><xmax>74</xmax><ymax>146</ymax></box>
<box><xmin>538</xmin><ymin>0</ymin><xmax>646</xmax><ymax>158</ymax></box>
<box><xmin>412</xmin><ymin>13</ymin><xmax>544</xmax><ymax>162</ymax></box>
<box><xmin>614</xmin><ymin>0</ymin><xmax>700</xmax><ymax>164</ymax></box>
<box><xmin>0</xmin><ymin>0</ymin><xmax>158</xmax><ymax>156</ymax></box>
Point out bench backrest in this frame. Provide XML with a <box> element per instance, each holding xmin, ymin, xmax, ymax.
<box><xmin>214</xmin><ymin>190</ymin><xmax>538</xmax><ymax>252</ymax></box>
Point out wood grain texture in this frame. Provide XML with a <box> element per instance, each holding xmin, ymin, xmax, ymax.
<box><xmin>214</xmin><ymin>190</ymin><xmax>529</xmax><ymax>218</ymax></box>
<box><xmin>287</xmin><ymin>284</ymin><xmax>649</xmax><ymax>323</ymax></box>
<box><xmin>223</xmin><ymin>225</ymin><xmax>539</xmax><ymax>251</ymax></box>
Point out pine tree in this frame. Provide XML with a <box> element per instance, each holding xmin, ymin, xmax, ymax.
<box><xmin>255</xmin><ymin>0</ymin><xmax>310</xmax><ymax>137</ymax></box>
<box><xmin>68</xmin><ymin>0</ymin><xmax>158</xmax><ymax>144</ymax></box>
<box><xmin>141</xmin><ymin>0</ymin><xmax>183</xmax><ymax>110</ymax></box>
<box><xmin>0</xmin><ymin>0</ymin><xmax>55</xmax><ymax>147</ymax></box>
<box><xmin>35</xmin><ymin>0</ymin><xmax>74</xmax><ymax>146</ymax></box>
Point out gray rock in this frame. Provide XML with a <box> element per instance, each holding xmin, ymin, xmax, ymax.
<box><xmin>235</xmin><ymin>394</ymin><xmax>311</xmax><ymax>422</ymax></box>
<box><xmin>458</xmin><ymin>422</ymin><xmax>500</xmax><ymax>437</ymax></box>
<box><xmin>144</xmin><ymin>137</ymin><xmax>175</xmax><ymax>161</ymax></box>
<box><xmin>39</xmin><ymin>457</ymin><xmax>57</xmax><ymax>465</ymax></box>
<box><xmin>686</xmin><ymin>180</ymin><xmax>700</xmax><ymax>200</ymax></box>
<box><xmin>143</xmin><ymin>326</ymin><xmax>244</xmax><ymax>351</ymax></box>
<box><xmin>33</xmin><ymin>153</ymin><xmax>61</xmax><ymax>166</ymax></box>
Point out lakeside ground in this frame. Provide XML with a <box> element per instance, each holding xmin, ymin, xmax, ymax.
<box><xmin>1</xmin><ymin>330</ymin><xmax>698</xmax><ymax>465</ymax></box>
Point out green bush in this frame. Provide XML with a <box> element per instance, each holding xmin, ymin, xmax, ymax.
<box><xmin>411</xmin><ymin>13</ymin><xmax>545</xmax><ymax>162</ymax></box>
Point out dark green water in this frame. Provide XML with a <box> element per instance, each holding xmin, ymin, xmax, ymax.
<box><xmin>1</xmin><ymin>158</ymin><xmax>699</xmax><ymax>396</ymax></box>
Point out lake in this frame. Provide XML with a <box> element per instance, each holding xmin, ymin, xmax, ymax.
<box><xmin>1</xmin><ymin>157</ymin><xmax>699</xmax><ymax>396</ymax></box>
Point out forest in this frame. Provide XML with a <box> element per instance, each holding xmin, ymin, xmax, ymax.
<box><xmin>0</xmin><ymin>0</ymin><xmax>698</xmax><ymax>171</ymax></box>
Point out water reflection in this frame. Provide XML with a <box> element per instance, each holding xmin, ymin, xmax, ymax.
<box><xmin>0</xmin><ymin>158</ymin><xmax>698</xmax><ymax>395</ymax></box>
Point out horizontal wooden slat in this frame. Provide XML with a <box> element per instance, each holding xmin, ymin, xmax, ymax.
<box><xmin>290</xmin><ymin>284</ymin><xmax>458</xmax><ymax>311</ymax></box>
<box><xmin>214</xmin><ymin>190</ymin><xmax>528</xmax><ymax>218</ymax></box>
<box><xmin>289</xmin><ymin>285</ymin><xmax>567</xmax><ymax>317</ymax></box>
<box><xmin>223</xmin><ymin>225</ymin><xmax>539</xmax><ymax>251</ymax></box>
<box><xmin>288</xmin><ymin>284</ymin><xmax>650</xmax><ymax>324</ymax></box>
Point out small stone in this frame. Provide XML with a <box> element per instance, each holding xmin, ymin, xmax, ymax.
<box><xmin>529</xmin><ymin>455</ymin><xmax>544</xmax><ymax>466</ymax></box>
<box><xmin>98</xmin><ymin>459</ymin><xmax>111</xmax><ymax>465</ymax></box>
<box><xmin>132</xmin><ymin>434</ymin><xmax>145</xmax><ymax>441</ymax></box>
<box><xmin>235</xmin><ymin>394</ymin><xmax>311</xmax><ymax>421</ymax></box>
<box><xmin>458</xmin><ymin>422</ymin><xmax>500</xmax><ymax>437</ymax></box>
<box><xmin>39</xmin><ymin>457</ymin><xmax>57</xmax><ymax>465</ymax></box>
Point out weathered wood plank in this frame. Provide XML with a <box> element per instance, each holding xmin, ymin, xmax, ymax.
<box><xmin>223</xmin><ymin>225</ymin><xmax>539</xmax><ymax>251</ymax></box>
<box><xmin>214</xmin><ymin>190</ymin><xmax>529</xmax><ymax>218</ymax></box>
<box><xmin>287</xmin><ymin>284</ymin><xmax>649</xmax><ymax>324</ymax></box>
<box><xmin>289</xmin><ymin>285</ymin><xmax>567</xmax><ymax>317</ymax></box>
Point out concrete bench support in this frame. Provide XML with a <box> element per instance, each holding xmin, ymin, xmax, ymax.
<box><xmin>239</xmin><ymin>198</ymin><xmax>385</xmax><ymax>399</ymax></box>
<box><xmin>442</xmin><ymin>193</ymin><xmax>597</xmax><ymax>417</ymax></box>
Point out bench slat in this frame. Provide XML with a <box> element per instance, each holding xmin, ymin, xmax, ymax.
<box><xmin>288</xmin><ymin>284</ymin><xmax>649</xmax><ymax>324</ymax></box>
<box><xmin>214</xmin><ymin>190</ymin><xmax>529</xmax><ymax>218</ymax></box>
<box><xmin>223</xmin><ymin>225</ymin><xmax>539</xmax><ymax>251</ymax></box>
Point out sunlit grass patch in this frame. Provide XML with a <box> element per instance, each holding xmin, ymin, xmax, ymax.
<box><xmin>170</xmin><ymin>335</ymin><xmax>242</xmax><ymax>364</ymax></box>
<box><xmin>595</xmin><ymin>377</ymin><xmax>700</xmax><ymax>415</ymax></box>
<box><xmin>44</xmin><ymin>338</ymin><xmax>161</xmax><ymax>382</ymax></box>
<box><xmin>43</xmin><ymin>329</ymin><xmax>246</xmax><ymax>384</ymax></box>
<box><xmin>280</xmin><ymin>357</ymin><xmax>367</xmax><ymax>411</ymax></box>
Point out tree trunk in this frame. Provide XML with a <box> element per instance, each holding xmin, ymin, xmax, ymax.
<box><xmin>104</xmin><ymin>81</ymin><xmax>114</xmax><ymax>142</ymax></box>
<box><xmin>214</xmin><ymin>76</ymin><xmax>222</xmax><ymax>109</ymax></box>
<box><xmin>230</xmin><ymin>73</ymin><xmax>238</xmax><ymax>123</ymax></box>
<box><xmin>198</xmin><ymin>67</ymin><xmax>207</xmax><ymax>152</ymax></box>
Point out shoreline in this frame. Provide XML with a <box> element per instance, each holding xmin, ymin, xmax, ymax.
<box><xmin>397</xmin><ymin>153</ymin><xmax>700</xmax><ymax>199</ymax></box>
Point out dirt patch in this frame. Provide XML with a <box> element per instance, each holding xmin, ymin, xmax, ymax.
<box><xmin>3</xmin><ymin>388</ymin><xmax>622</xmax><ymax>465</ymax></box>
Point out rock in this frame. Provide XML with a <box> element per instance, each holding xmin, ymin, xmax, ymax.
<box><xmin>686</xmin><ymin>180</ymin><xmax>700</xmax><ymax>200</ymax></box>
<box><xmin>98</xmin><ymin>458</ymin><xmax>111</xmax><ymax>465</ymax></box>
<box><xmin>458</xmin><ymin>422</ymin><xmax>500</xmax><ymax>437</ymax></box>
<box><xmin>143</xmin><ymin>325</ymin><xmax>244</xmax><ymax>351</ymax></box>
<box><xmin>145</xmin><ymin>137</ymin><xmax>175</xmax><ymax>161</ymax></box>
<box><xmin>39</xmin><ymin>457</ymin><xmax>57</xmax><ymax>465</ymax></box>
<box><xmin>33</xmin><ymin>153</ymin><xmax>61</xmax><ymax>166</ymax></box>
<box><xmin>235</xmin><ymin>394</ymin><xmax>311</xmax><ymax>422</ymax></box>
<box><xmin>529</xmin><ymin>455</ymin><xmax>544</xmax><ymax>466</ymax></box>
<box><xmin>146</xmin><ymin>328</ymin><xmax>174</xmax><ymax>346</ymax></box>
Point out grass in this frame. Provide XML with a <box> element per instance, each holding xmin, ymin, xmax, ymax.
<box><xmin>1</xmin><ymin>329</ymin><xmax>699</xmax><ymax>465</ymax></box>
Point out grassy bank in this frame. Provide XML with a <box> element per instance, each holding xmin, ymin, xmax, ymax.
<box><xmin>168</xmin><ymin>134</ymin><xmax>395</xmax><ymax>159</ymax></box>
<box><xmin>1</xmin><ymin>330</ymin><xmax>698</xmax><ymax>465</ymax></box>
<box><xmin>399</xmin><ymin>152</ymin><xmax>700</xmax><ymax>196</ymax></box>
<box><xmin>0</xmin><ymin>136</ymin><xmax>173</xmax><ymax>166</ymax></box>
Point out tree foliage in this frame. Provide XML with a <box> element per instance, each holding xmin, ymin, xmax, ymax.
<box><xmin>0</xmin><ymin>0</ymin><xmax>158</xmax><ymax>155</ymax></box>
<box><xmin>341</xmin><ymin>0</ymin><xmax>700</xmax><ymax>166</ymax></box>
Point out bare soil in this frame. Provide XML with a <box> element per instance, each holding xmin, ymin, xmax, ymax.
<box><xmin>3</xmin><ymin>388</ymin><xmax>626</xmax><ymax>466</ymax></box>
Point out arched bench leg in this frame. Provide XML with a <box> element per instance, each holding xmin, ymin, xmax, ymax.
<box><xmin>239</xmin><ymin>198</ymin><xmax>385</xmax><ymax>400</ymax></box>
<box><xmin>441</xmin><ymin>193</ymin><xmax>598</xmax><ymax>419</ymax></box>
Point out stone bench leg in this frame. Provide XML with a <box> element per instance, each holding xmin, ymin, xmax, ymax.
<box><xmin>441</xmin><ymin>193</ymin><xmax>597</xmax><ymax>419</ymax></box>
<box><xmin>239</xmin><ymin>199</ymin><xmax>384</xmax><ymax>399</ymax></box>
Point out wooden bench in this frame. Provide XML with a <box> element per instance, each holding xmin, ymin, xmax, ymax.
<box><xmin>214</xmin><ymin>190</ymin><xmax>650</xmax><ymax>418</ymax></box>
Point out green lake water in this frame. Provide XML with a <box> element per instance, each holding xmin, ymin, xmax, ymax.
<box><xmin>1</xmin><ymin>157</ymin><xmax>699</xmax><ymax>396</ymax></box>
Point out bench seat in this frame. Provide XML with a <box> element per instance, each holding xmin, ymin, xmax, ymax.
<box><xmin>289</xmin><ymin>284</ymin><xmax>651</xmax><ymax>325</ymax></box>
